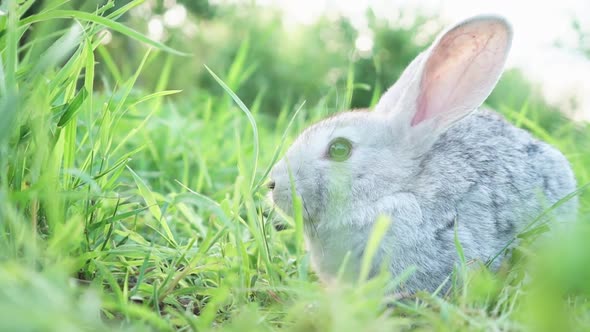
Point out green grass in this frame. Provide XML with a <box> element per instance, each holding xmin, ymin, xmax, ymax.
<box><xmin>1</xmin><ymin>1</ymin><xmax>590</xmax><ymax>331</ymax></box>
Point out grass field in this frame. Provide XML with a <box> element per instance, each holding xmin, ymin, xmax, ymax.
<box><xmin>1</xmin><ymin>2</ymin><xmax>589</xmax><ymax>331</ymax></box>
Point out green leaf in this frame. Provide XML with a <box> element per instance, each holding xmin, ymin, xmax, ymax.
<box><xmin>127</xmin><ymin>165</ymin><xmax>177</xmax><ymax>246</ymax></box>
<box><xmin>359</xmin><ymin>214</ymin><xmax>392</xmax><ymax>283</ymax></box>
<box><xmin>205</xmin><ymin>65</ymin><xmax>260</xmax><ymax>192</ymax></box>
<box><xmin>57</xmin><ymin>88</ymin><xmax>88</xmax><ymax>127</ymax></box>
<box><xmin>19</xmin><ymin>10</ymin><xmax>190</xmax><ymax>56</ymax></box>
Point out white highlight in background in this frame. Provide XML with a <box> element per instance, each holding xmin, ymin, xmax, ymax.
<box><xmin>164</xmin><ymin>4</ymin><xmax>188</xmax><ymax>28</ymax></box>
<box><xmin>250</xmin><ymin>0</ymin><xmax>590</xmax><ymax>121</ymax></box>
<box><xmin>355</xmin><ymin>34</ymin><xmax>374</xmax><ymax>53</ymax></box>
<box><xmin>148</xmin><ymin>17</ymin><xmax>165</xmax><ymax>41</ymax></box>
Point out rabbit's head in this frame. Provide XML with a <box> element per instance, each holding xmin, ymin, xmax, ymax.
<box><xmin>269</xmin><ymin>15</ymin><xmax>513</xmax><ymax>230</ymax></box>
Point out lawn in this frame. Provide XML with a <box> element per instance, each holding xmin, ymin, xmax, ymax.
<box><xmin>0</xmin><ymin>1</ymin><xmax>589</xmax><ymax>331</ymax></box>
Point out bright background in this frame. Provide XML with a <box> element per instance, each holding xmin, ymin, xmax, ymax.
<box><xmin>254</xmin><ymin>0</ymin><xmax>590</xmax><ymax>121</ymax></box>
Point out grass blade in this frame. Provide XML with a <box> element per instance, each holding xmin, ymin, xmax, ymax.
<box><xmin>127</xmin><ymin>165</ymin><xmax>177</xmax><ymax>247</ymax></box>
<box><xmin>20</xmin><ymin>10</ymin><xmax>190</xmax><ymax>56</ymax></box>
<box><xmin>358</xmin><ymin>214</ymin><xmax>391</xmax><ymax>283</ymax></box>
<box><xmin>204</xmin><ymin>65</ymin><xmax>260</xmax><ymax>192</ymax></box>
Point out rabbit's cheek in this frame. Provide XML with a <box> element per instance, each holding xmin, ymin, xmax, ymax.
<box><xmin>271</xmin><ymin>189</ymin><xmax>293</xmax><ymax>215</ymax></box>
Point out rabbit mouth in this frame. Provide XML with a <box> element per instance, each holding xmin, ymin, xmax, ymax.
<box><xmin>270</xmin><ymin>188</ymin><xmax>294</xmax><ymax>214</ymax></box>
<box><xmin>271</xmin><ymin>188</ymin><xmax>318</xmax><ymax>223</ymax></box>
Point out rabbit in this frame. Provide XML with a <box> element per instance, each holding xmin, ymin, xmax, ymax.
<box><xmin>267</xmin><ymin>15</ymin><xmax>578</xmax><ymax>294</ymax></box>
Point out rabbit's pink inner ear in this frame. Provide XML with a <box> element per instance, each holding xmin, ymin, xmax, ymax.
<box><xmin>412</xmin><ymin>89</ymin><xmax>431</xmax><ymax>127</ymax></box>
<box><xmin>410</xmin><ymin>19</ymin><xmax>512</xmax><ymax>127</ymax></box>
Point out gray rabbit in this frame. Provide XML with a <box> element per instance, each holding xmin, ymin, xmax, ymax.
<box><xmin>268</xmin><ymin>15</ymin><xmax>578</xmax><ymax>293</ymax></box>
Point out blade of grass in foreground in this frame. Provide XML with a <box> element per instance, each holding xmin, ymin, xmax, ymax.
<box><xmin>0</xmin><ymin>1</ymin><xmax>19</xmax><ymax>144</ymax></box>
<box><xmin>127</xmin><ymin>165</ymin><xmax>177</xmax><ymax>247</ymax></box>
<box><xmin>205</xmin><ymin>65</ymin><xmax>260</xmax><ymax>193</ymax></box>
<box><xmin>111</xmin><ymin>53</ymin><xmax>179</xmax><ymax>156</ymax></box>
<box><xmin>19</xmin><ymin>10</ymin><xmax>190</xmax><ymax>56</ymax></box>
<box><xmin>486</xmin><ymin>181</ymin><xmax>590</xmax><ymax>267</ymax></box>
<box><xmin>358</xmin><ymin>215</ymin><xmax>391</xmax><ymax>283</ymax></box>
<box><xmin>175</xmin><ymin>180</ymin><xmax>234</xmax><ymax>228</ymax></box>
<box><xmin>252</xmin><ymin>101</ymin><xmax>306</xmax><ymax>193</ymax></box>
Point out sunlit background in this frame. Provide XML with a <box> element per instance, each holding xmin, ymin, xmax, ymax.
<box><xmin>120</xmin><ymin>0</ymin><xmax>590</xmax><ymax>121</ymax></box>
<box><xmin>273</xmin><ymin>0</ymin><xmax>590</xmax><ymax>121</ymax></box>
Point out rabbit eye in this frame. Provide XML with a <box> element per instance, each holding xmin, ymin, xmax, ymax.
<box><xmin>327</xmin><ymin>138</ymin><xmax>352</xmax><ymax>161</ymax></box>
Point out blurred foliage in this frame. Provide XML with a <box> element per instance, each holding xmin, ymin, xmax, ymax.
<box><xmin>96</xmin><ymin>1</ymin><xmax>575</xmax><ymax>136</ymax></box>
<box><xmin>572</xmin><ymin>18</ymin><xmax>590</xmax><ymax>58</ymax></box>
<box><xmin>22</xmin><ymin>0</ymin><xmax>574</xmax><ymax>125</ymax></box>
<box><xmin>116</xmin><ymin>4</ymin><xmax>430</xmax><ymax>112</ymax></box>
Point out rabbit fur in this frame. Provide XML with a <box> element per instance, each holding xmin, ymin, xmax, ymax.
<box><xmin>268</xmin><ymin>15</ymin><xmax>578</xmax><ymax>293</ymax></box>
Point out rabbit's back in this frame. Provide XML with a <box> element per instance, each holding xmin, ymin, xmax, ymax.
<box><xmin>405</xmin><ymin>108</ymin><xmax>577</xmax><ymax>289</ymax></box>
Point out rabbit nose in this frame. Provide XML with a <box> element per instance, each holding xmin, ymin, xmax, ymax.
<box><xmin>267</xmin><ymin>180</ymin><xmax>276</xmax><ymax>190</ymax></box>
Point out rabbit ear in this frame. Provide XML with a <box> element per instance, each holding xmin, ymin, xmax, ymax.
<box><xmin>373</xmin><ymin>51</ymin><xmax>427</xmax><ymax>115</ymax></box>
<box><xmin>376</xmin><ymin>15</ymin><xmax>512</xmax><ymax>134</ymax></box>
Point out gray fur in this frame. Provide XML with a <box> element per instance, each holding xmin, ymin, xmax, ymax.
<box><xmin>268</xmin><ymin>16</ymin><xmax>578</xmax><ymax>293</ymax></box>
